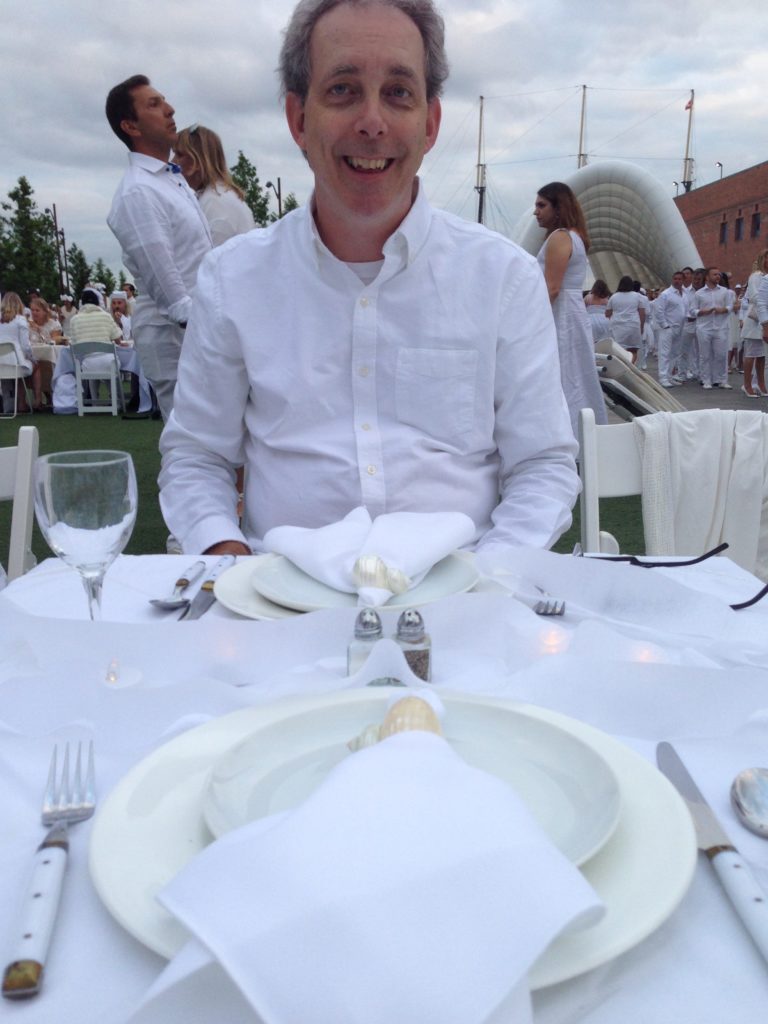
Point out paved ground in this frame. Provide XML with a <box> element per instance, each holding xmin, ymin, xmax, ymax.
<box><xmin>610</xmin><ymin>353</ymin><xmax>765</xmax><ymax>417</ymax></box>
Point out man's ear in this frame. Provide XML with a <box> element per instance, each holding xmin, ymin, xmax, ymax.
<box><xmin>285</xmin><ymin>93</ymin><xmax>306</xmax><ymax>151</ymax></box>
<box><xmin>120</xmin><ymin>118</ymin><xmax>140</xmax><ymax>141</ymax></box>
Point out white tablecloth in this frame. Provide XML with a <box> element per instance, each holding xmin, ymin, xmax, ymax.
<box><xmin>1</xmin><ymin>553</ymin><xmax>768</xmax><ymax>1022</ymax></box>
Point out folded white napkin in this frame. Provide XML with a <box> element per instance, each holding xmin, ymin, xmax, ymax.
<box><xmin>130</xmin><ymin>724</ymin><xmax>602</xmax><ymax>1024</ymax></box>
<box><xmin>263</xmin><ymin>506</ymin><xmax>476</xmax><ymax>604</ymax></box>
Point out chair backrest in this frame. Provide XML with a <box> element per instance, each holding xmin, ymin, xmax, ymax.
<box><xmin>0</xmin><ymin>340</ymin><xmax>21</xmax><ymax>375</ymax></box>
<box><xmin>69</xmin><ymin>341</ymin><xmax>122</xmax><ymax>416</ymax></box>
<box><xmin>69</xmin><ymin>340</ymin><xmax>119</xmax><ymax>366</ymax></box>
<box><xmin>0</xmin><ymin>425</ymin><xmax>39</xmax><ymax>580</ymax></box>
<box><xmin>578</xmin><ymin>407</ymin><xmax>642</xmax><ymax>553</ymax></box>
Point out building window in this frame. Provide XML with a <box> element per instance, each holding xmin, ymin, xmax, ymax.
<box><xmin>735</xmin><ymin>216</ymin><xmax>744</xmax><ymax>241</ymax></box>
<box><xmin>719</xmin><ymin>221</ymin><xmax>728</xmax><ymax>244</ymax></box>
<box><xmin>752</xmin><ymin>212</ymin><xmax>761</xmax><ymax>237</ymax></box>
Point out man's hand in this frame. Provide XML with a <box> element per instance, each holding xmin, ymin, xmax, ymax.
<box><xmin>204</xmin><ymin>540</ymin><xmax>252</xmax><ymax>556</ymax></box>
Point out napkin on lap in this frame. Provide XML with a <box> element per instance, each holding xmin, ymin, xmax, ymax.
<box><xmin>263</xmin><ymin>506</ymin><xmax>476</xmax><ymax>604</ymax></box>
<box><xmin>130</xmin><ymin>727</ymin><xmax>603</xmax><ymax>1024</ymax></box>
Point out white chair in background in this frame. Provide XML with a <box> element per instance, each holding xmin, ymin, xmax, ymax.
<box><xmin>0</xmin><ymin>424</ymin><xmax>39</xmax><ymax>581</ymax></box>
<box><xmin>0</xmin><ymin>341</ymin><xmax>34</xmax><ymax>418</ymax></box>
<box><xmin>578</xmin><ymin>407</ymin><xmax>641</xmax><ymax>554</ymax></box>
<box><xmin>70</xmin><ymin>341</ymin><xmax>125</xmax><ymax>416</ymax></box>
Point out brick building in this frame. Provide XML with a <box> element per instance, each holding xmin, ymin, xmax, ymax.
<box><xmin>674</xmin><ymin>162</ymin><xmax>768</xmax><ymax>286</ymax></box>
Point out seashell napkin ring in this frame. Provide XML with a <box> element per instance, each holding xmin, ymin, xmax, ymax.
<box><xmin>352</xmin><ymin>555</ymin><xmax>411</xmax><ymax>595</ymax></box>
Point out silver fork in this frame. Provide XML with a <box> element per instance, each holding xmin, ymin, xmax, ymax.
<box><xmin>533</xmin><ymin>598</ymin><xmax>566</xmax><ymax>616</ymax></box>
<box><xmin>2</xmin><ymin>742</ymin><xmax>96</xmax><ymax>1000</ymax></box>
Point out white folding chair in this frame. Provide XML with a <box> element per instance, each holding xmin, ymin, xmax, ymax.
<box><xmin>578</xmin><ymin>407</ymin><xmax>642</xmax><ymax>554</ymax></box>
<box><xmin>0</xmin><ymin>425</ymin><xmax>39</xmax><ymax>581</ymax></box>
<box><xmin>70</xmin><ymin>341</ymin><xmax>125</xmax><ymax>416</ymax></box>
<box><xmin>0</xmin><ymin>341</ymin><xmax>34</xmax><ymax>418</ymax></box>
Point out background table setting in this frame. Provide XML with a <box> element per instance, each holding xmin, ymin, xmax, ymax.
<box><xmin>2</xmin><ymin>529</ymin><xmax>768</xmax><ymax>1022</ymax></box>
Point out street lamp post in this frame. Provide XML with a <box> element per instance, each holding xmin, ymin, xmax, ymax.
<box><xmin>673</xmin><ymin>181</ymin><xmax>680</xmax><ymax>196</ymax></box>
<box><xmin>266</xmin><ymin>178</ymin><xmax>283</xmax><ymax>218</ymax></box>
<box><xmin>716</xmin><ymin>161</ymin><xmax>723</xmax><ymax>180</ymax></box>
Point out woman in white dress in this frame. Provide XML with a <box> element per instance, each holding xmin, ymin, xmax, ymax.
<box><xmin>0</xmin><ymin>291</ymin><xmax>40</xmax><ymax>411</ymax></box>
<box><xmin>534</xmin><ymin>182</ymin><xmax>607</xmax><ymax>435</ymax></box>
<box><xmin>584</xmin><ymin>279</ymin><xmax>611</xmax><ymax>344</ymax></box>
<box><xmin>739</xmin><ymin>248</ymin><xmax>768</xmax><ymax>397</ymax></box>
<box><xmin>605</xmin><ymin>277</ymin><xmax>645</xmax><ymax>363</ymax></box>
<box><xmin>174</xmin><ymin>126</ymin><xmax>256</xmax><ymax>246</ymax></box>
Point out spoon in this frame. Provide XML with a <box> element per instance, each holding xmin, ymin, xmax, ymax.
<box><xmin>730</xmin><ymin>767</ymin><xmax>768</xmax><ymax>838</ymax></box>
<box><xmin>149</xmin><ymin>560</ymin><xmax>206</xmax><ymax>610</ymax></box>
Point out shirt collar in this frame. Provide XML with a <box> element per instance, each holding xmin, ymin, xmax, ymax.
<box><xmin>128</xmin><ymin>151</ymin><xmax>174</xmax><ymax>176</ymax></box>
<box><xmin>304</xmin><ymin>177</ymin><xmax>432</xmax><ymax>270</ymax></box>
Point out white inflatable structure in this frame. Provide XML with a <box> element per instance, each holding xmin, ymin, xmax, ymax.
<box><xmin>513</xmin><ymin>159</ymin><xmax>702</xmax><ymax>289</ymax></box>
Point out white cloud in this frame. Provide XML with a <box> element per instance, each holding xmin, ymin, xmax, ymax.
<box><xmin>1</xmin><ymin>0</ymin><xmax>766</xmax><ymax>279</ymax></box>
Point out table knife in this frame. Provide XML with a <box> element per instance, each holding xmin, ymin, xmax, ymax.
<box><xmin>2</xmin><ymin>824</ymin><xmax>68</xmax><ymax>999</ymax></box>
<box><xmin>178</xmin><ymin>556</ymin><xmax>234</xmax><ymax>620</ymax></box>
<box><xmin>657</xmin><ymin>741</ymin><xmax>768</xmax><ymax>963</ymax></box>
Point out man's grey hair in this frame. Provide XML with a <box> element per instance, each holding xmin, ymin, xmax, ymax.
<box><xmin>279</xmin><ymin>0</ymin><xmax>449</xmax><ymax>102</ymax></box>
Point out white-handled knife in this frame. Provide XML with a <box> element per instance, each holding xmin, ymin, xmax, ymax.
<box><xmin>2</xmin><ymin>823</ymin><xmax>68</xmax><ymax>999</ymax></box>
<box><xmin>657</xmin><ymin>741</ymin><xmax>768</xmax><ymax>963</ymax></box>
<box><xmin>177</xmin><ymin>555</ymin><xmax>235</xmax><ymax>620</ymax></box>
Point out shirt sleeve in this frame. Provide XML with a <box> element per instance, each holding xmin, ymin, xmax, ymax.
<box><xmin>111</xmin><ymin>185</ymin><xmax>195</xmax><ymax>325</ymax></box>
<box><xmin>478</xmin><ymin>257</ymin><xmax>580</xmax><ymax>551</ymax></box>
<box><xmin>757</xmin><ymin>276</ymin><xmax>768</xmax><ymax>325</ymax></box>
<box><xmin>158</xmin><ymin>252</ymin><xmax>251</xmax><ymax>554</ymax></box>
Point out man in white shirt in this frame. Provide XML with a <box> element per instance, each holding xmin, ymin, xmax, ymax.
<box><xmin>105</xmin><ymin>75</ymin><xmax>212</xmax><ymax>420</ymax></box>
<box><xmin>691</xmin><ymin>266</ymin><xmax>732</xmax><ymax>389</ymax></box>
<box><xmin>655</xmin><ymin>271</ymin><xmax>688</xmax><ymax>387</ymax></box>
<box><xmin>159</xmin><ymin>0</ymin><xmax>579</xmax><ymax>556</ymax></box>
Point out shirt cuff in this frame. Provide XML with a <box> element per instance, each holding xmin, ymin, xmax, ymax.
<box><xmin>167</xmin><ymin>296</ymin><xmax>193</xmax><ymax>326</ymax></box>
<box><xmin>180</xmin><ymin>515</ymin><xmax>251</xmax><ymax>557</ymax></box>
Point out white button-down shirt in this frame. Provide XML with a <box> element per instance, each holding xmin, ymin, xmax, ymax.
<box><xmin>159</xmin><ymin>184</ymin><xmax>579</xmax><ymax>555</ymax></box>
<box><xmin>691</xmin><ymin>283</ymin><xmax>732</xmax><ymax>328</ymax></box>
<box><xmin>655</xmin><ymin>285</ymin><xmax>688</xmax><ymax>330</ymax></box>
<box><xmin>107</xmin><ymin>153</ymin><xmax>211</xmax><ymax>329</ymax></box>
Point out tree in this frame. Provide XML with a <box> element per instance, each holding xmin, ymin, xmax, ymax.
<box><xmin>230</xmin><ymin>151</ymin><xmax>271</xmax><ymax>226</ymax></box>
<box><xmin>281</xmin><ymin>192</ymin><xmax>300</xmax><ymax>216</ymax></box>
<box><xmin>91</xmin><ymin>257</ymin><xmax>116</xmax><ymax>297</ymax></box>
<box><xmin>67</xmin><ymin>243</ymin><xmax>91</xmax><ymax>299</ymax></box>
<box><xmin>0</xmin><ymin>176</ymin><xmax>59</xmax><ymax>299</ymax></box>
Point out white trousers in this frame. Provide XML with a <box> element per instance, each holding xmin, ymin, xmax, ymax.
<box><xmin>657</xmin><ymin>324</ymin><xmax>683</xmax><ymax>382</ymax></box>
<box><xmin>697</xmin><ymin>323</ymin><xmax>730</xmax><ymax>386</ymax></box>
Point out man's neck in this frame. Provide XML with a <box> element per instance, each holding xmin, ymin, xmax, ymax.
<box><xmin>131</xmin><ymin>141</ymin><xmax>171</xmax><ymax>163</ymax></box>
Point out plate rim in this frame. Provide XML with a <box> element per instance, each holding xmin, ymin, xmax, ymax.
<box><xmin>89</xmin><ymin>690</ymin><xmax>696</xmax><ymax>990</ymax></box>
<box><xmin>250</xmin><ymin>552</ymin><xmax>479</xmax><ymax>613</ymax></box>
<box><xmin>202</xmin><ymin>701</ymin><xmax>621</xmax><ymax>867</ymax></box>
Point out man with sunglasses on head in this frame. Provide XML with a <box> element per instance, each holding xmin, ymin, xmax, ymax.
<box><xmin>105</xmin><ymin>75</ymin><xmax>212</xmax><ymax>421</ymax></box>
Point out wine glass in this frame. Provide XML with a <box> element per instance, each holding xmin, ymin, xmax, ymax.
<box><xmin>33</xmin><ymin>450</ymin><xmax>138</xmax><ymax>620</ymax></box>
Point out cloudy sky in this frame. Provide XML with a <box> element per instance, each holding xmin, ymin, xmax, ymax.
<box><xmin>2</xmin><ymin>0</ymin><xmax>764</xmax><ymax>279</ymax></box>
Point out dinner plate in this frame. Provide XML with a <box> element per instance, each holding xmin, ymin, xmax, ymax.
<box><xmin>203</xmin><ymin>701</ymin><xmax>621</xmax><ymax>867</ymax></box>
<box><xmin>89</xmin><ymin>690</ymin><xmax>696</xmax><ymax>990</ymax></box>
<box><xmin>214</xmin><ymin>557</ymin><xmax>300</xmax><ymax>620</ymax></box>
<box><xmin>250</xmin><ymin>552</ymin><xmax>479</xmax><ymax>612</ymax></box>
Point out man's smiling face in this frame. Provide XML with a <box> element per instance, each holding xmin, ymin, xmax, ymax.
<box><xmin>285</xmin><ymin>1</ymin><xmax>441</xmax><ymax>259</ymax></box>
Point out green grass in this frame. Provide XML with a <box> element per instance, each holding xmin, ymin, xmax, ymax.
<box><xmin>1</xmin><ymin>412</ymin><xmax>645</xmax><ymax>567</ymax></box>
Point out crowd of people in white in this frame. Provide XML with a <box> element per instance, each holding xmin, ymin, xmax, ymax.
<box><xmin>585</xmin><ymin>254</ymin><xmax>768</xmax><ymax>398</ymax></box>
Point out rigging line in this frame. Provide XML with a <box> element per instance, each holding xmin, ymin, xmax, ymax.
<box><xmin>489</xmin><ymin>154</ymin><xmax>576</xmax><ymax>166</ymax></box>
<box><xmin>484</xmin><ymin>181</ymin><xmax>516</xmax><ymax>238</ymax></box>
<box><xmin>483</xmin><ymin>86</ymin><xmax>581</xmax><ymax>100</ymax></box>
<box><xmin>423</xmin><ymin>104</ymin><xmax>479</xmax><ymax>196</ymax></box>
<box><xmin>423</xmin><ymin>100</ymin><xmax>477</xmax><ymax>178</ymax></box>
<box><xmin>436</xmin><ymin>165</ymin><xmax>477</xmax><ymax>214</ymax></box>
<box><xmin>589</xmin><ymin>94</ymin><xmax>691</xmax><ymax>153</ymax></box>
<box><xmin>586</xmin><ymin>86</ymin><xmax>688</xmax><ymax>94</ymax></box>
<box><xmin>485</xmin><ymin>89</ymin><xmax>581</xmax><ymax>166</ymax></box>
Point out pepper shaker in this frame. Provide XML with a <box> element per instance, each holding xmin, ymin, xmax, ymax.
<box><xmin>347</xmin><ymin>608</ymin><xmax>383</xmax><ymax>675</ymax></box>
<box><xmin>395</xmin><ymin>608</ymin><xmax>431</xmax><ymax>681</ymax></box>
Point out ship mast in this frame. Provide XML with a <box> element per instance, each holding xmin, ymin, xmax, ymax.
<box><xmin>681</xmin><ymin>89</ymin><xmax>694</xmax><ymax>192</ymax></box>
<box><xmin>475</xmin><ymin>95</ymin><xmax>486</xmax><ymax>224</ymax></box>
<box><xmin>577</xmin><ymin>85</ymin><xmax>588</xmax><ymax>168</ymax></box>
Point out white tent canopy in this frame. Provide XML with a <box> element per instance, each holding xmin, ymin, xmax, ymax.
<box><xmin>513</xmin><ymin>160</ymin><xmax>702</xmax><ymax>290</ymax></box>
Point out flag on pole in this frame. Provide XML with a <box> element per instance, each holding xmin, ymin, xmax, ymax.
<box><xmin>685</xmin><ymin>98</ymin><xmax>693</xmax><ymax>110</ymax></box>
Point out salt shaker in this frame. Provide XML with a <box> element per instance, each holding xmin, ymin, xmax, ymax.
<box><xmin>347</xmin><ymin>608</ymin><xmax>383</xmax><ymax>675</ymax></box>
<box><xmin>395</xmin><ymin>608</ymin><xmax>431</xmax><ymax>681</ymax></box>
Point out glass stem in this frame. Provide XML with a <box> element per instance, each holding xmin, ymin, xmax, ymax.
<box><xmin>81</xmin><ymin>575</ymin><xmax>104</xmax><ymax>621</ymax></box>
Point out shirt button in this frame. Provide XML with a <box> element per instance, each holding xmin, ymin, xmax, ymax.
<box><xmin>360</xmin><ymin>297</ymin><xmax>369</xmax><ymax>308</ymax></box>
<box><xmin>361</xmin><ymin>422</ymin><xmax>371</xmax><ymax>431</ymax></box>
<box><xmin>359</xmin><ymin>366</ymin><xmax>369</xmax><ymax>377</ymax></box>
<box><xmin>367</xmin><ymin>465</ymin><xmax>377</xmax><ymax>475</ymax></box>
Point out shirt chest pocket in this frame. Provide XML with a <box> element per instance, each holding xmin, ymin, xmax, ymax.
<box><xmin>395</xmin><ymin>348</ymin><xmax>478</xmax><ymax>443</ymax></box>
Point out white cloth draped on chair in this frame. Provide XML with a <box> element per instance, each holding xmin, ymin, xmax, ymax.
<box><xmin>633</xmin><ymin>410</ymin><xmax>768</xmax><ymax>580</ymax></box>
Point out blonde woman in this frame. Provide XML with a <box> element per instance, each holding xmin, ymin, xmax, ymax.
<box><xmin>740</xmin><ymin>248</ymin><xmax>768</xmax><ymax>397</ymax></box>
<box><xmin>28</xmin><ymin>297</ymin><xmax>63</xmax><ymax>345</ymax></box>
<box><xmin>0</xmin><ymin>292</ymin><xmax>42</xmax><ymax>411</ymax></box>
<box><xmin>174</xmin><ymin>125</ymin><xmax>256</xmax><ymax>246</ymax></box>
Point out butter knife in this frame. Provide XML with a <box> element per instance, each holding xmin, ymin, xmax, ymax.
<box><xmin>178</xmin><ymin>556</ymin><xmax>234</xmax><ymax>620</ymax></box>
<box><xmin>657</xmin><ymin>741</ymin><xmax>768</xmax><ymax>962</ymax></box>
